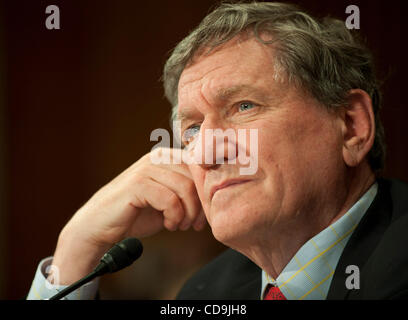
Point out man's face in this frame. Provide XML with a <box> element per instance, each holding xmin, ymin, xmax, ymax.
<box><xmin>177</xmin><ymin>36</ymin><xmax>346</xmax><ymax>247</ymax></box>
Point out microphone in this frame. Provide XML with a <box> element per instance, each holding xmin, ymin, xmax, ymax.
<box><xmin>49</xmin><ymin>237</ymin><xmax>143</xmax><ymax>300</ymax></box>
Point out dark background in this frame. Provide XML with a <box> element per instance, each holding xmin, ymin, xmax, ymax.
<box><xmin>0</xmin><ymin>0</ymin><xmax>405</xmax><ymax>299</ymax></box>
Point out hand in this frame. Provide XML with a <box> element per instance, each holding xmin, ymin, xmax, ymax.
<box><xmin>50</xmin><ymin>147</ymin><xmax>206</xmax><ymax>285</ymax></box>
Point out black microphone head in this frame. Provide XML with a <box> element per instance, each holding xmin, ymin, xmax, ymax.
<box><xmin>99</xmin><ymin>238</ymin><xmax>143</xmax><ymax>274</ymax></box>
<box><xmin>117</xmin><ymin>237</ymin><xmax>143</xmax><ymax>260</ymax></box>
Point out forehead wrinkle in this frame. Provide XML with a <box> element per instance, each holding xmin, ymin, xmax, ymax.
<box><xmin>177</xmin><ymin>78</ymin><xmax>215</xmax><ymax>124</ymax></box>
<box><xmin>177</xmin><ymin>37</ymin><xmax>281</xmax><ymax>122</ymax></box>
<box><xmin>178</xmin><ymin>64</ymin><xmax>225</xmax><ymax>92</ymax></box>
<box><xmin>177</xmin><ymin>72</ymin><xmax>215</xmax><ymax>123</ymax></box>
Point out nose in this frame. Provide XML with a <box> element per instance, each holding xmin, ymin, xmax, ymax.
<box><xmin>191</xmin><ymin>118</ymin><xmax>239</xmax><ymax>169</ymax></box>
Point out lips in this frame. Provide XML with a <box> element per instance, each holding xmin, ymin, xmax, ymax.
<box><xmin>210</xmin><ymin>179</ymin><xmax>251</xmax><ymax>200</ymax></box>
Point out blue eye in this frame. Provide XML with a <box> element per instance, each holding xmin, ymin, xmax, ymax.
<box><xmin>182</xmin><ymin>125</ymin><xmax>200</xmax><ymax>145</ymax></box>
<box><xmin>239</xmin><ymin>102</ymin><xmax>255</xmax><ymax>112</ymax></box>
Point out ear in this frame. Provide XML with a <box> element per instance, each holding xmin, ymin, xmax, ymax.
<box><xmin>341</xmin><ymin>89</ymin><xmax>375</xmax><ymax>167</ymax></box>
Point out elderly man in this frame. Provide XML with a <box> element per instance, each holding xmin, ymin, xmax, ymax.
<box><xmin>28</xmin><ymin>2</ymin><xmax>408</xmax><ymax>300</ymax></box>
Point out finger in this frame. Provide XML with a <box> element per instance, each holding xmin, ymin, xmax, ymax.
<box><xmin>192</xmin><ymin>209</ymin><xmax>207</xmax><ymax>231</ymax></box>
<box><xmin>147</xmin><ymin>166</ymin><xmax>201</xmax><ymax>230</ymax></box>
<box><xmin>111</xmin><ymin>148</ymin><xmax>193</xmax><ymax>188</ymax></box>
<box><xmin>149</xmin><ymin>147</ymin><xmax>193</xmax><ymax>179</ymax></box>
<box><xmin>133</xmin><ymin>178</ymin><xmax>185</xmax><ymax>231</ymax></box>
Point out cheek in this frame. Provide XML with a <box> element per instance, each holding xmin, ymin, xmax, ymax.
<box><xmin>256</xmin><ymin>114</ymin><xmax>338</xmax><ymax>184</ymax></box>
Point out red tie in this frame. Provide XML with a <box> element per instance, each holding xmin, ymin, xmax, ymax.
<box><xmin>264</xmin><ymin>284</ymin><xmax>287</xmax><ymax>300</ymax></box>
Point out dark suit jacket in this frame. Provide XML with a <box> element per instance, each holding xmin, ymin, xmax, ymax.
<box><xmin>177</xmin><ymin>178</ymin><xmax>408</xmax><ymax>299</ymax></box>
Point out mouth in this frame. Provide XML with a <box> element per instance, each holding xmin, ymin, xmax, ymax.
<box><xmin>210</xmin><ymin>179</ymin><xmax>251</xmax><ymax>200</ymax></box>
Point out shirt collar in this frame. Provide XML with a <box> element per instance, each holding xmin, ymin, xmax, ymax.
<box><xmin>261</xmin><ymin>182</ymin><xmax>378</xmax><ymax>300</ymax></box>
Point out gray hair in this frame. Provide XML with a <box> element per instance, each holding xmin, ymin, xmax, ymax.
<box><xmin>162</xmin><ymin>1</ymin><xmax>386</xmax><ymax>172</ymax></box>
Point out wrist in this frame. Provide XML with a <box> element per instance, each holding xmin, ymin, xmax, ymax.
<box><xmin>51</xmin><ymin>228</ymin><xmax>109</xmax><ymax>285</ymax></box>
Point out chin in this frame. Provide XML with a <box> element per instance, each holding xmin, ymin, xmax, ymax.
<box><xmin>208</xmin><ymin>206</ymin><xmax>259</xmax><ymax>247</ymax></box>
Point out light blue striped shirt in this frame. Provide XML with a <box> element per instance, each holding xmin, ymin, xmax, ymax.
<box><xmin>261</xmin><ymin>183</ymin><xmax>378</xmax><ymax>300</ymax></box>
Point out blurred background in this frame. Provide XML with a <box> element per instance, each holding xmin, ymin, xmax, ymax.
<box><xmin>0</xmin><ymin>0</ymin><xmax>405</xmax><ymax>299</ymax></box>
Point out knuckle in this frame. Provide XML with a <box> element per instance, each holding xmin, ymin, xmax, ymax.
<box><xmin>166</xmin><ymin>192</ymin><xmax>180</xmax><ymax>209</ymax></box>
<box><xmin>181</xmin><ymin>180</ymin><xmax>197</xmax><ymax>198</ymax></box>
<box><xmin>149</xmin><ymin>147</ymin><xmax>171</xmax><ymax>163</ymax></box>
<box><xmin>128</xmin><ymin>173</ymin><xmax>146</xmax><ymax>188</ymax></box>
<box><xmin>130</xmin><ymin>172</ymin><xmax>144</xmax><ymax>183</ymax></box>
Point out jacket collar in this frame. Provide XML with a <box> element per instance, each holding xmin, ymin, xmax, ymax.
<box><xmin>327</xmin><ymin>178</ymin><xmax>392</xmax><ymax>299</ymax></box>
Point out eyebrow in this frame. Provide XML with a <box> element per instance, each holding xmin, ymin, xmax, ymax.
<box><xmin>176</xmin><ymin>84</ymin><xmax>263</xmax><ymax>122</ymax></box>
<box><xmin>216</xmin><ymin>84</ymin><xmax>254</xmax><ymax>101</ymax></box>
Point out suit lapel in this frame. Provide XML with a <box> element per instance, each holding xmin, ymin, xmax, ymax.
<box><xmin>227</xmin><ymin>256</ymin><xmax>262</xmax><ymax>299</ymax></box>
<box><xmin>327</xmin><ymin>179</ymin><xmax>392</xmax><ymax>299</ymax></box>
<box><xmin>233</xmin><ymin>273</ymin><xmax>262</xmax><ymax>299</ymax></box>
